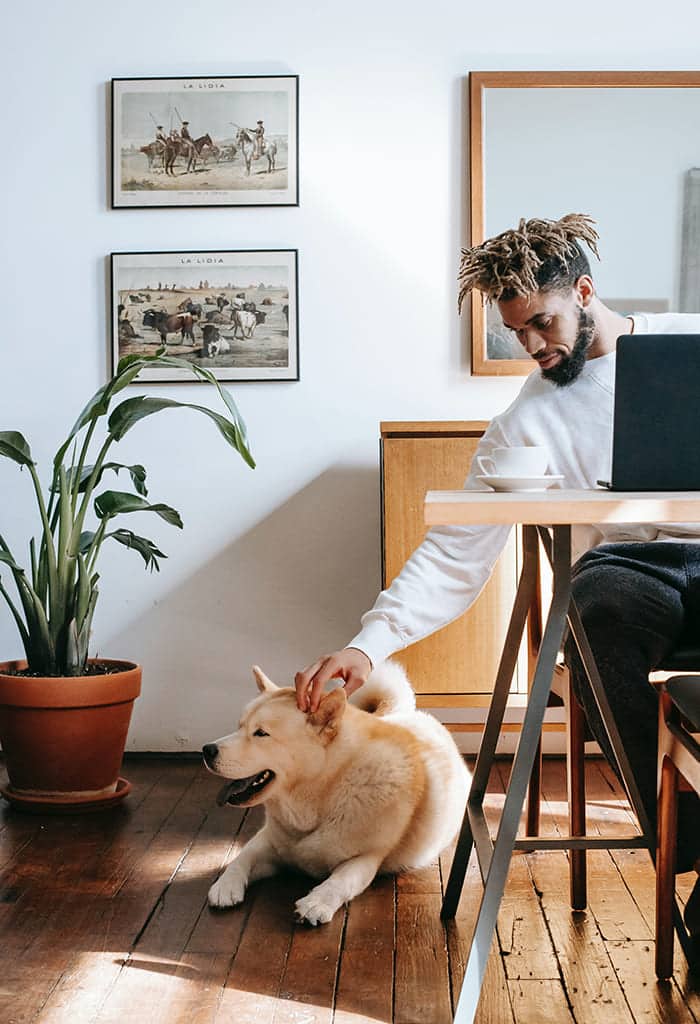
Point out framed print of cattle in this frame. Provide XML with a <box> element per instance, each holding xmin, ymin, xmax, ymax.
<box><xmin>111</xmin><ymin>75</ymin><xmax>299</xmax><ymax>207</ymax></box>
<box><xmin>111</xmin><ymin>250</ymin><xmax>299</xmax><ymax>382</ymax></box>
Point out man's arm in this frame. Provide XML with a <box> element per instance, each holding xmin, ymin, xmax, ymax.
<box><xmin>295</xmin><ymin>422</ymin><xmax>514</xmax><ymax>711</ymax></box>
<box><xmin>295</xmin><ymin>519</ymin><xmax>511</xmax><ymax>711</ymax></box>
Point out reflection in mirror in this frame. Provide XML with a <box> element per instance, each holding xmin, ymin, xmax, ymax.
<box><xmin>470</xmin><ymin>75</ymin><xmax>700</xmax><ymax>373</ymax></box>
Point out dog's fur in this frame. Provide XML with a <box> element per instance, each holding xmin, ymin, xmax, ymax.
<box><xmin>204</xmin><ymin>660</ymin><xmax>470</xmax><ymax>925</ymax></box>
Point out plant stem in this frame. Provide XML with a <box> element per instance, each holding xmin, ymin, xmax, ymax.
<box><xmin>0</xmin><ymin>533</ymin><xmax>41</xmax><ymax>649</ymax></box>
<box><xmin>0</xmin><ymin>578</ymin><xmax>31</xmax><ymax>655</ymax></box>
<box><xmin>86</xmin><ymin>519</ymin><xmax>108</xmax><ymax>576</ymax></box>
<box><xmin>56</xmin><ymin>465</ymin><xmax>75</xmax><ymax>642</ymax></box>
<box><xmin>71</xmin><ymin>436</ymin><xmax>114</xmax><ymax>552</ymax></box>
<box><xmin>71</xmin><ymin>419</ymin><xmax>97</xmax><ymax>516</ymax></box>
<box><xmin>27</xmin><ymin>464</ymin><xmax>59</xmax><ymax>622</ymax></box>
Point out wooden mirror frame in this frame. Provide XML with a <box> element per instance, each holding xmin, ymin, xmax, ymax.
<box><xmin>469</xmin><ymin>70</ymin><xmax>700</xmax><ymax>376</ymax></box>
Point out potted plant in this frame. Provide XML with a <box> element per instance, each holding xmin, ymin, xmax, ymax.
<box><xmin>0</xmin><ymin>351</ymin><xmax>254</xmax><ymax>811</ymax></box>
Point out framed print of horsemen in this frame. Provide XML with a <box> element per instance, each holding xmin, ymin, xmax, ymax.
<box><xmin>111</xmin><ymin>76</ymin><xmax>299</xmax><ymax>207</ymax></box>
<box><xmin>111</xmin><ymin>250</ymin><xmax>299</xmax><ymax>382</ymax></box>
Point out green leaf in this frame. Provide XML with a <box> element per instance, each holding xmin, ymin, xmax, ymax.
<box><xmin>107</xmin><ymin>529</ymin><xmax>167</xmax><ymax>572</ymax></box>
<box><xmin>0</xmin><ymin>431</ymin><xmax>34</xmax><ymax>467</ymax></box>
<box><xmin>107</xmin><ymin>397</ymin><xmax>184</xmax><ymax>440</ymax></box>
<box><xmin>107</xmin><ymin>396</ymin><xmax>255</xmax><ymax>469</ymax></box>
<box><xmin>138</xmin><ymin>356</ymin><xmax>251</xmax><ymax>444</ymax></box>
<box><xmin>64</xmin><ymin>619</ymin><xmax>82</xmax><ymax>676</ymax></box>
<box><xmin>0</xmin><ymin>550</ymin><xmax>23</xmax><ymax>572</ymax></box>
<box><xmin>57</xmin><ymin>463</ymin><xmax>73</xmax><ymax>577</ymax></box>
<box><xmin>6</xmin><ymin>546</ymin><xmax>44</xmax><ymax>637</ymax></box>
<box><xmin>75</xmin><ymin>555</ymin><xmax>92</xmax><ymax>628</ymax></box>
<box><xmin>93</xmin><ymin>490</ymin><xmax>183</xmax><ymax>528</ymax></box>
<box><xmin>54</xmin><ymin>388</ymin><xmax>111</xmax><ymax>471</ymax></box>
<box><xmin>125</xmin><ymin>464</ymin><xmax>148</xmax><ymax>496</ymax></box>
<box><xmin>76</xmin><ymin>587</ymin><xmax>98</xmax><ymax>665</ymax></box>
<box><xmin>53</xmin><ymin>354</ymin><xmax>164</xmax><ymax>471</ymax></box>
<box><xmin>0</xmin><ymin>578</ymin><xmax>31</xmax><ymax>655</ymax></box>
<box><xmin>57</xmin><ymin>461</ymin><xmax>148</xmax><ymax>497</ymax></box>
<box><xmin>115</xmin><ymin>348</ymin><xmax>167</xmax><ymax>376</ymax></box>
<box><xmin>27</xmin><ymin>588</ymin><xmax>55</xmax><ymax>669</ymax></box>
<box><xmin>77</xmin><ymin>531</ymin><xmax>95</xmax><ymax>554</ymax></box>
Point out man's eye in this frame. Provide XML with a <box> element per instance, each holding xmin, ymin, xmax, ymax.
<box><xmin>253</xmin><ymin>727</ymin><xmax>269</xmax><ymax>738</ymax></box>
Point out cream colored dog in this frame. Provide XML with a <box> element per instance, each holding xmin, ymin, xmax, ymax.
<box><xmin>203</xmin><ymin>660</ymin><xmax>469</xmax><ymax>926</ymax></box>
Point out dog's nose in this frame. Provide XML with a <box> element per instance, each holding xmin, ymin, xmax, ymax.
<box><xmin>202</xmin><ymin>743</ymin><xmax>219</xmax><ymax>763</ymax></box>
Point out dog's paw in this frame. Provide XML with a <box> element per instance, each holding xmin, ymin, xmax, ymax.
<box><xmin>208</xmin><ymin>872</ymin><xmax>246</xmax><ymax>909</ymax></box>
<box><xmin>294</xmin><ymin>891</ymin><xmax>337</xmax><ymax>926</ymax></box>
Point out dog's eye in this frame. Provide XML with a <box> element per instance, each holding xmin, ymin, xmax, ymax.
<box><xmin>253</xmin><ymin>727</ymin><xmax>269</xmax><ymax>738</ymax></box>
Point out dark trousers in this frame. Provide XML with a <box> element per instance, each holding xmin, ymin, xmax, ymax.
<box><xmin>564</xmin><ymin>542</ymin><xmax>700</xmax><ymax>874</ymax></box>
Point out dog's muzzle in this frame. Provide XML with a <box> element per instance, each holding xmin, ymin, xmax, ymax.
<box><xmin>216</xmin><ymin>769</ymin><xmax>276</xmax><ymax>806</ymax></box>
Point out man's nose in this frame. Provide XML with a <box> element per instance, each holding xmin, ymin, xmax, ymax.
<box><xmin>521</xmin><ymin>331</ymin><xmax>545</xmax><ymax>356</ymax></box>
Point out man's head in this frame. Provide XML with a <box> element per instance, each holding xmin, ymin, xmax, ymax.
<box><xmin>459</xmin><ymin>214</ymin><xmax>602</xmax><ymax>386</ymax></box>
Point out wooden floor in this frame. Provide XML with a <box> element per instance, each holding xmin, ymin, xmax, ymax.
<box><xmin>0</xmin><ymin>756</ymin><xmax>698</xmax><ymax>1024</ymax></box>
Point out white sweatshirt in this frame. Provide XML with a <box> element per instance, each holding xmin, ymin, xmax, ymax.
<box><xmin>349</xmin><ymin>313</ymin><xmax>700</xmax><ymax>668</ymax></box>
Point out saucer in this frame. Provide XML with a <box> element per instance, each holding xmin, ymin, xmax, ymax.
<box><xmin>476</xmin><ymin>474</ymin><xmax>564</xmax><ymax>492</ymax></box>
<box><xmin>0</xmin><ymin>776</ymin><xmax>132</xmax><ymax>814</ymax></box>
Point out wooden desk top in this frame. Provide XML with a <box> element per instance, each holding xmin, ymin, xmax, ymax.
<box><xmin>425</xmin><ymin>489</ymin><xmax>700</xmax><ymax>527</ymax></box>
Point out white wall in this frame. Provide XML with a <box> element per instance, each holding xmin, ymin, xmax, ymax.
<box><xmin>2</xmin><ymin>0</ymin><xmax>699</xmax><ymax>749</ymax></box>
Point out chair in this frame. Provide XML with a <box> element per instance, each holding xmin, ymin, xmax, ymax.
<box><xmin>655</xmin><ymin>674</ymin><xmax>700</xmax><ymax>980</ymax></box>
<box><xmin>560</xmin><ymin>648</ymin><xmax>700</xmax><ymax>911</ymax></box>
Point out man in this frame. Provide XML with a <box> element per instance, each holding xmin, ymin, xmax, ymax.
<box><xmin>155</xmin><ymin>125</ymin><xmax>167</xmax><ymax>146</ymax></box>
<box><xmin>180</xmin><ymin>120</ymin><xmax>193</xmax><ymax>144</ymax></box>
<box><xmin>248</xmin><ymin>119</ymin><xmax>265</xmax><ymax>157</ymax></box>
<box><xmin>295</xmin><ymin>213</ymin><xmax>700</xmax><ymax>936</ymax></box>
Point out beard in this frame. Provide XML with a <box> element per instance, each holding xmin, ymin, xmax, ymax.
<box><xmin>539</xmin><ymin>308</ymin><xmax>596</xmax><ymax>387</ymax></box>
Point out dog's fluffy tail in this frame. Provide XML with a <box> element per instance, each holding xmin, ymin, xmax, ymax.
<box><xmin>349</xmin><ymin>659</ymin><xmax>416</xmax><ymax>716</ymax></box>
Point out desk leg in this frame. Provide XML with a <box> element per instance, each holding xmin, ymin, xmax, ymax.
<box><xmin>450</xmin><ymin>525</ymin><xmax>572</xmax><ymax>1024</ymax></box>
<box><xmin>442</xmin><ymin>525</ymin><xmax>540</xmax><ymax>919</ymax></box>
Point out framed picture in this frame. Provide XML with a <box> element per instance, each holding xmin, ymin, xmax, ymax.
<box><xmin>111</xmin><ymin>250</ymin><xmax>299</xmax><ymax>382</ymax></box>
<box><xmin>111</xmin><ymin>75</ymin><xmax>298</xmax><ymax>208</ymax></box>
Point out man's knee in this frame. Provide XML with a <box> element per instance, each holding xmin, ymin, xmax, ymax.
<box><xmin>569</xmin><ymin>561</ymin><xmax>684</xmax><ymax>673</ymax></box>
<box><xmin>570</xmin><ymin>561</ymin><xmax>636</xmax><ymax>628</ymax></box>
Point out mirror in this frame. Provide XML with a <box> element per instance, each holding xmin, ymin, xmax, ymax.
<box><xmin>468</xmin><ymin>72</ymin><xmax>700</xmax><ymax>375</ymax></box>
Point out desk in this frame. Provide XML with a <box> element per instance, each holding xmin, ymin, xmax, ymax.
<box><xmin>425</xmin><ymin>489</ymin><xmax>700</xmax><ymax>1024</ymax></box>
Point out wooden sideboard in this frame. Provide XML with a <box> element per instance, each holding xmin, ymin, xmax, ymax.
<box><xmin>380</xmin><ymin>421</ymin><xmax>527</xmax><ymax>708</ymax></box>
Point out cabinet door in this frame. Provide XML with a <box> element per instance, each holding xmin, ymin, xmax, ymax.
<box><xmin>382</xmin><ymin>435</ymin><xmax>520</xmax><ymax>697</ymax></box>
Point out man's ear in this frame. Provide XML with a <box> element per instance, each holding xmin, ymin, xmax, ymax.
<box><xmin>575</xmin><ymin>274</ymin><xmax>595</xmax><ymax>307</ymax></box>
<box><xmin>252</xmin><ymin>665</ymin><xmax>278</xmax><ymax>693</ymax></box>
<box><xmin>308</xmin><ymin>687</ymin><xmax>347</xmax><ymax>743</ymax></box>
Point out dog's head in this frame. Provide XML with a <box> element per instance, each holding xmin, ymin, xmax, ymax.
<box><xmin>202</xmin><ymin>665</ymin><xmax>347</xmax><ymax>808</ymax></box>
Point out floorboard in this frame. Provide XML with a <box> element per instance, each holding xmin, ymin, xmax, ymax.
<box><xmin>0</xmin><ymin>756</ymin><xmax>696</xmax><ymax>1024</ymax></box>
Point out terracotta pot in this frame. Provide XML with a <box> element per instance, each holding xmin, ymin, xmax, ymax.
<box><xmin>0</xmin><ymin>659</ymin><xmax>141</xmax><ymax>812</ymax></box>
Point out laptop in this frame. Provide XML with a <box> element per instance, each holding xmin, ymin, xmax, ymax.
<box><xmin>599</xmin><ymin>334</ymin><xmax>700</xmax><ymax>491</ymax></box>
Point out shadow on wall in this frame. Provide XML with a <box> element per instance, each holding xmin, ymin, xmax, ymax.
<box><xmin>100</xmin><ymin>466</ymin><xmax>382</xmax><ymax>749</ymax></box>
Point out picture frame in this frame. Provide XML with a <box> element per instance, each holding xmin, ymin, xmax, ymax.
<box><xmin>111</xmin><ymin>249</ymin><xmax>299</xmax><ymax>382</ymax></box>
<box><xmin>468</xmin><ymin>70</ymin><xmax>700</xmax><ymax>375</ymax></box>
<box><xmin>111</xmin><ymin>75</ymin><xmax>299</xmax><ymax>208</ymax></box>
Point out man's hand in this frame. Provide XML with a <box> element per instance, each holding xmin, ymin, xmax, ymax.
<box><xmin>294</xmin><ymin>648</ymin><xmax>372</xmax><ymax>712</ymax></box>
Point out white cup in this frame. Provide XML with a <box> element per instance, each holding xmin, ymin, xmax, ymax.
<box><xmin>477</xmin><ymin>446</ymin><xmax>549</xmax><ymax>478</ymax></box>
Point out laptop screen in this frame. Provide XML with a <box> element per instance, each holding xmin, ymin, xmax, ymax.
<box><xmin>611</xmin><ymin>334</ymin><xmax>700</xmax><ymax>491</ymax></box>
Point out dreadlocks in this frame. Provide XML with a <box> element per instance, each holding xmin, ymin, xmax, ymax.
<box><xmin>457</xmin><ymin>213</ymin><xmax>601</xmax><ymax>311</ymax></box>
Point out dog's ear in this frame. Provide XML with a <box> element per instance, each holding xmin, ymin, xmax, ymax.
<box><xmin>308</xmin><ymin>687</ymin><xmax>347</xmax><ymax>743</ymax></box>
<box><xmin>252</xmin><ymin>665</ymin><xmax>278</xmax><ymax>693</ymax></box>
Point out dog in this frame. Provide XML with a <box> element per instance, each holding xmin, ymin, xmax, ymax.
<box><xmin>203</xmin><ymin>660</ymin><xmax>470</xmax><ymax>926</ymax></box>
